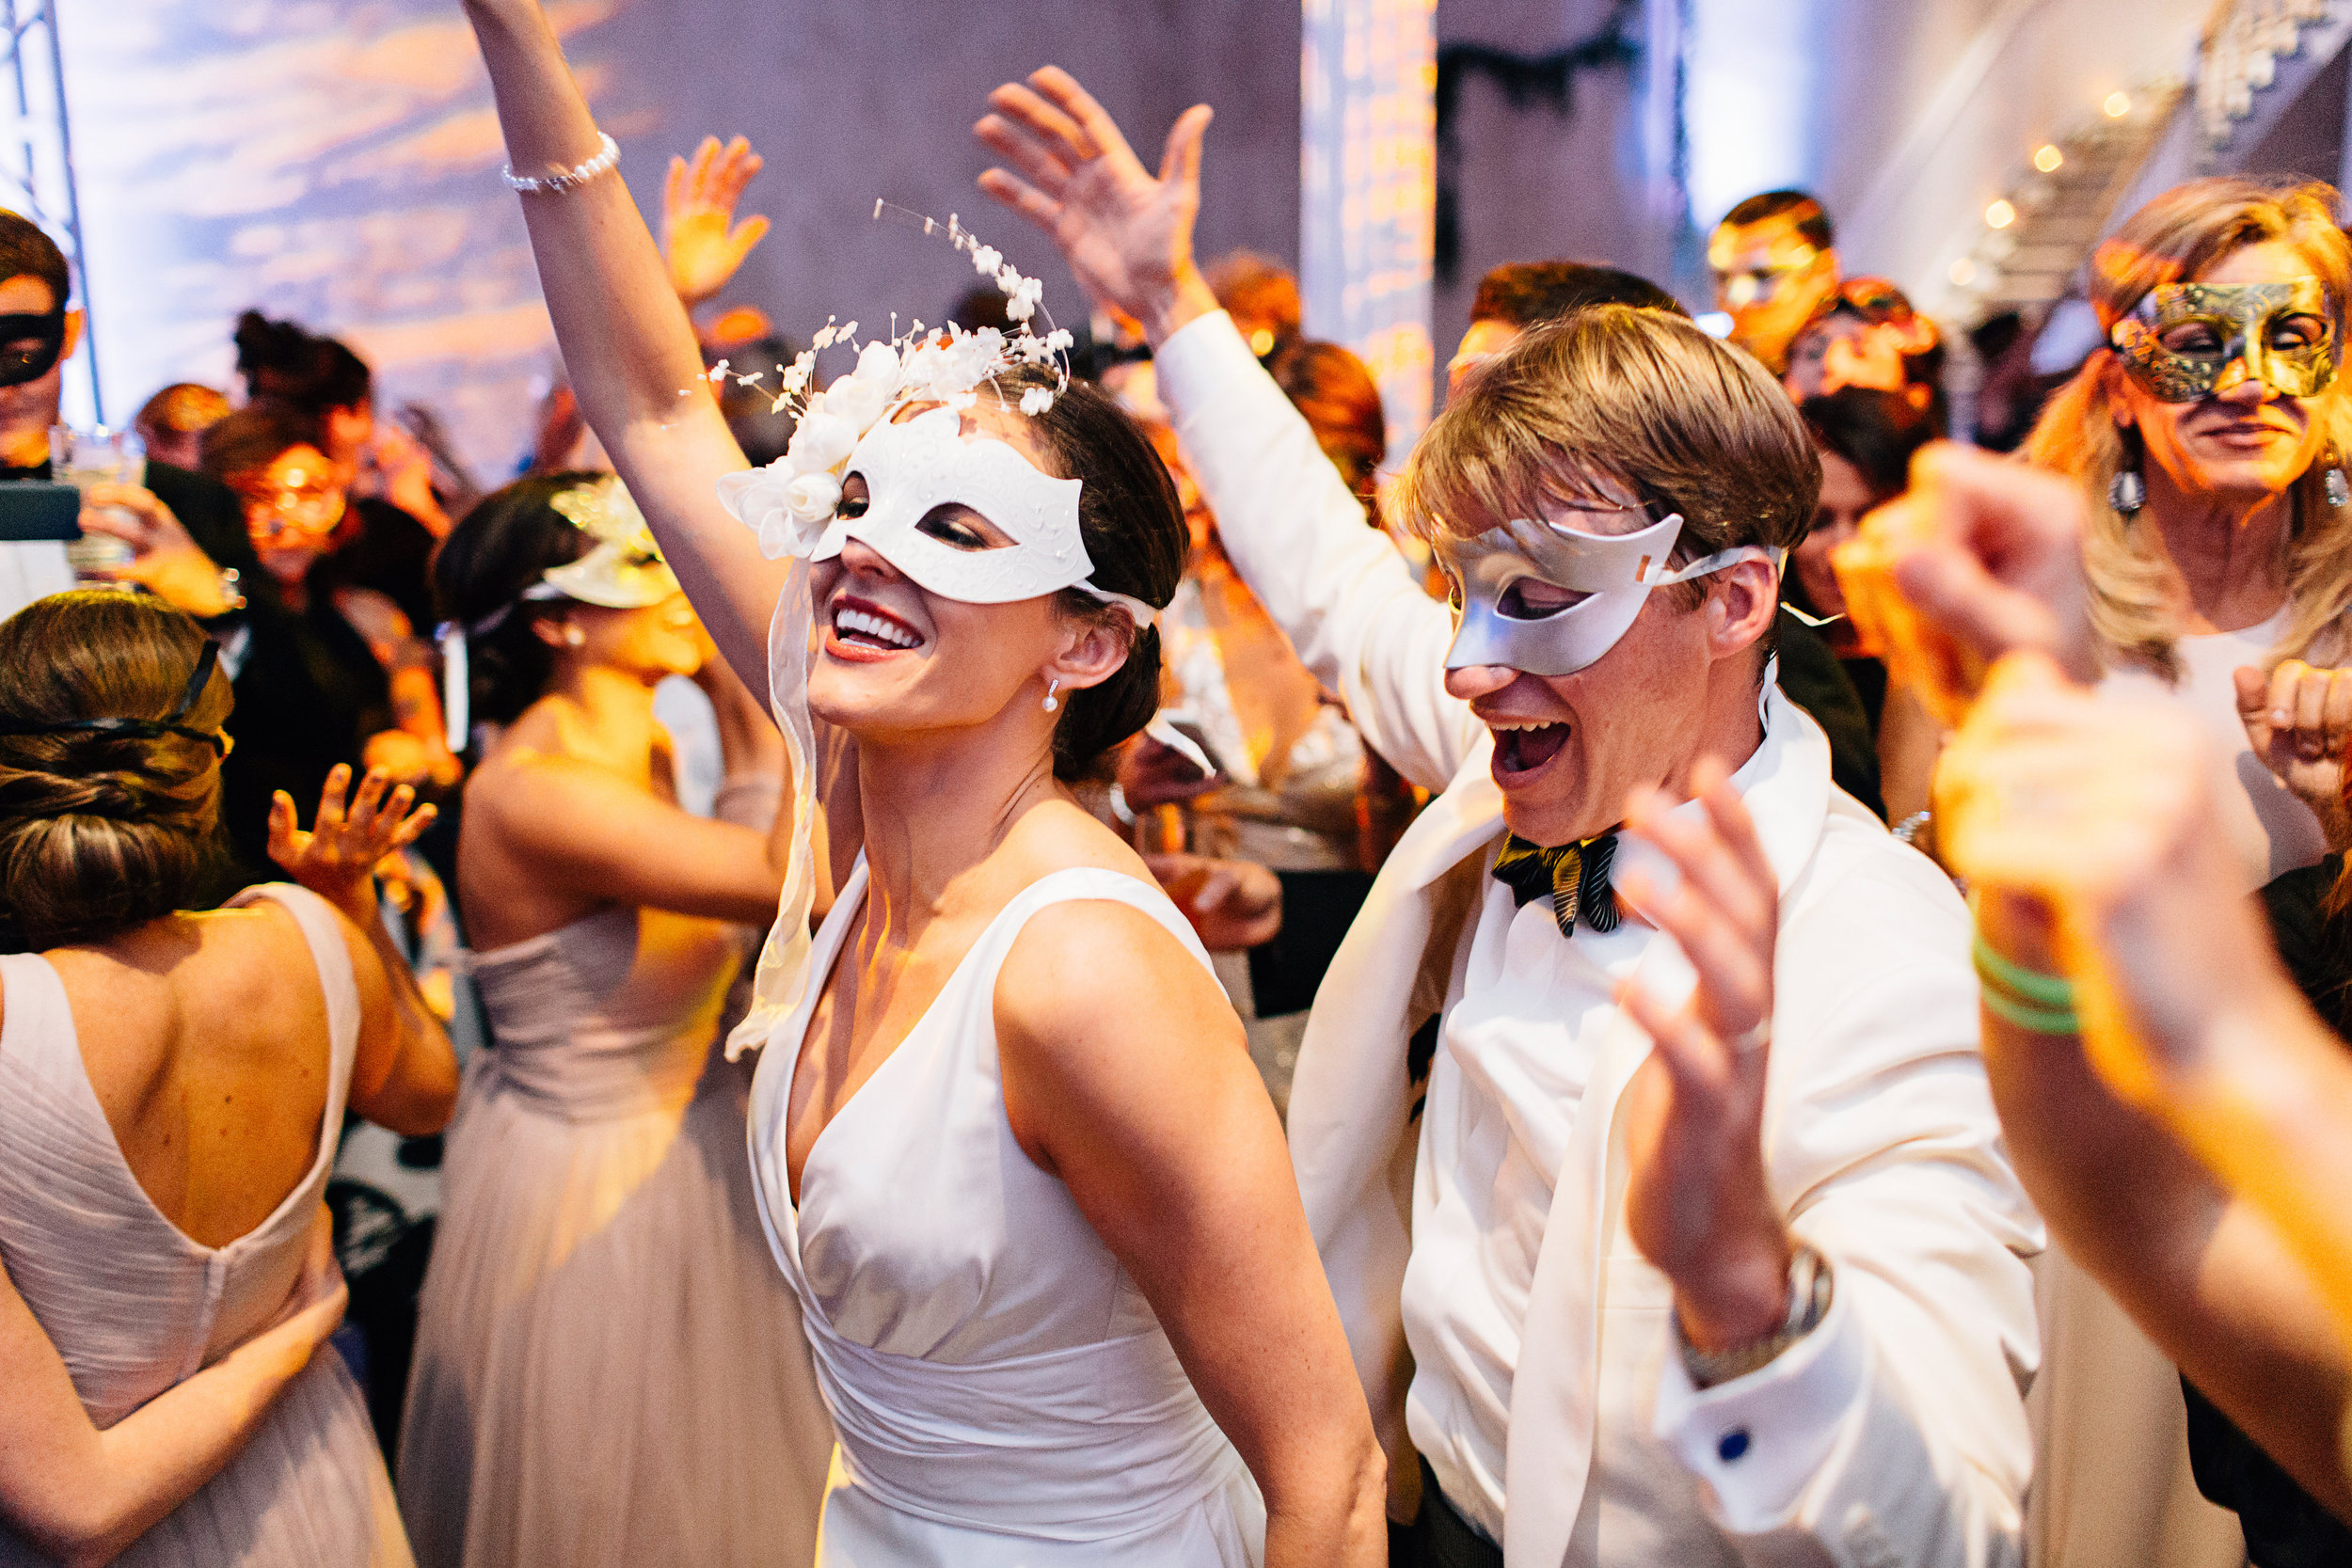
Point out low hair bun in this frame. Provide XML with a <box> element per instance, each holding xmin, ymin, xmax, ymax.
<box><xmin>0</xmin><ymin>593</ymin><xmax>232</xmax><ymax>950</ymax></box>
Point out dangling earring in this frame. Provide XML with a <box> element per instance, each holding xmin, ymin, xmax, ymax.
<box><xmin>2109</xmin><ymin>427</ymin><xmax>2146</xmax><ymax>517</ymax></box>
<box><xmin>1041</xmin><ymin>679</ymin><xmax>1060</xmax><ymax>714</ymax></box>
<box><xmin>2328</xmin><ymin>452</ymin><xmax>2350</xmax><ymax>510</ymax></box>
<box><xmin>563</xmin><ymin>625</ymin><xmax>586</xmax><ymax>648</ymax></box>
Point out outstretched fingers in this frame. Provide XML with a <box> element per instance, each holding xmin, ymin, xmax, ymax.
<box><xmin>1024</xmin><ymin>66</ymin><xmax>1124</xmax><ymax>164</ymax></box>
<box><xmin>1159</xmin><ymin>103</ymin><xmax>1213</xmax><ymax>186</ymax></box>
<box><xmin>976</xmin><ymin>106</ymin><xmax>1076</xmax><ymax>198</ymax></box>
<box><xmin>710</xmin><ymin>135</ymin><xmax>763</xmax><ymax>209</ymax></box>
<box><xmin>681</xmin><ymin>135</ymin><xmax>723</xmax><ymax>207</ymax></box>
<box><xmin>1623</xmin><ymin>767</ymin><xmax>1773</xmax><ymax>946</ymax></box>
<box><xmin>312</xmin><ymin>764</ymin><xmax>353</xmax><ymax>834</ymax></box>
<box><xmin>982</xmin><ymin>81</ymin><xmax>1091</xmax><ymax>172</ymax></box>
<box><xmin>976</xmin><ymin>166</ymin><xmax>1064</xmax><ymax>233</ymax></box>
<box><xmin>345</xmin><ymin>768</ymin><xmax>392</xmax><ymax>839</ymax></box>
<box><xmin>1620</xmin><ymin>763</ymin><xmax>1776</xmax><ymax>1037</ymax></box>
<box><xmin>266</xmin><ymin>789</ymin><xmax>302</xmax><ymax>863</ymax></box>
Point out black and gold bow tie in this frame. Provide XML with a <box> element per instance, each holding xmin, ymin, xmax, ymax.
<box><xmin>1492</xmin><ymin>830</ymin><xmax>1621</xmax><ymax>936</ymax></box>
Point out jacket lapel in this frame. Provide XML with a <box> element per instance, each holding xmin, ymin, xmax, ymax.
<box><xmin>1289</xmin><ymin>742</ymin><xmax>1504</xmax><ymax>1456</ymax></box>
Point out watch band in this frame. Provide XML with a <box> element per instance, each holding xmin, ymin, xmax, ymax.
<box><xmin>1678</xmin><ymin>1242</ymin><xmax>1834</xmax><ymax>1389</ymax></box>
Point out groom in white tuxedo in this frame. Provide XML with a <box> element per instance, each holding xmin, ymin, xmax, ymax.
<box><xmin>978</xmin><ymin>68</ymin><xmax>2041</xmax><ymax>1568</ymax></box>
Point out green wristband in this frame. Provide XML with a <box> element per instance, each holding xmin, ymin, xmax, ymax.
<box><xmin>1976</xmin><ymin>977</ymin><xmax>2081</xmax><ymax>1036</ymax></box>
<box><xmin>1971</xmin><ymin>932</ymin><xmax>2077</xmax><ymax>1008</ymax></box>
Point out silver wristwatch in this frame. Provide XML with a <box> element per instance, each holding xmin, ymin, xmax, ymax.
<box><xmin>1678</xmin><ymin>1242</ymin><xmax>1834</xmax><ymax>1389</ymax></box>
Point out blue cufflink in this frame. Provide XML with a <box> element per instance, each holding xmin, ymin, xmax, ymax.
<box><xmin>1717</xmin><ymin>1428</ymin><xmax>1752</xmax><ymax>1464</ymax></box>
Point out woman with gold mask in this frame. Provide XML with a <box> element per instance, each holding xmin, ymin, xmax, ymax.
<box><xmin>2030</xmin><ymin>177</ymin><xmax>2352</xmax><ymax>889</ymax></box>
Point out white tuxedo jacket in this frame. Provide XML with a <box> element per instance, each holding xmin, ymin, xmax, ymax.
<box><xmin>1157</xmin><ymin>311</ymin><xmax>2044</xmax><ymax>1567</ymax></box>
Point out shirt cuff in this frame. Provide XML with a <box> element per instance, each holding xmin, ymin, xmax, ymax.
<box><xmin>1651</xmin><ymin>1271</ymin><xmax>1867</xmax><ymax>1532</ymax></box>
<box><xmin>1151</xmin><ymin>309</ymin><xmax>1256</xmax><ymax>414</ymax></box>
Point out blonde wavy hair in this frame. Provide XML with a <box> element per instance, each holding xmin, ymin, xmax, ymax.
<box><xmin>2024</xmin><ymin>176</ymin><xmax>2352</xmax><ymax>680</ymax></box>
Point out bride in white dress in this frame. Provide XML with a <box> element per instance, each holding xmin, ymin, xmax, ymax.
<box><xmin>461</xmin><ymin>4</ymin><xmax>1387</xmax><ymax>1563</ymax></box>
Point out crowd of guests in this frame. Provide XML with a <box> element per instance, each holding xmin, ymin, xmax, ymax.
<box><xmin>5</xmin><ymin>5</ymin><xmax>2352</xmax><ymax>1564</ymax></box>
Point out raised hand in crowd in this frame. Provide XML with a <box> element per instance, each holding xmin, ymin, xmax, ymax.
<box><xmin>352</xmin><ymin>413</ymin><xmax>454</xmax><ymax>538</ymax></box>
<box><xmin>1830</xmin><ymin>441</ymin><xmax>2100</xmax><ymax>724</ymax></box>
<box><xmin>1851</xmin><ymin>447</ymin><xmax>2352</xmax><ymax>1520</ymax></box>
<box><xmin>75</xmin><ymin>481</ymin><xmax>244</xmax><ymax>618</ymax></box>
<box><xmin>977</xmin><ymin>66</ymin><xmax>1217</xmax><ymax>343</ymax></box>
<box><xmin>2235</xmin><ymin>658</ymin><xmax>2352</xmax><ymax>852</ymax></box>
<box><xmin>268</xmin><ymin>762</ymin><xmax>453</xmax><ymax>1106</ymax></box>
<box><xmin>267</xmin><ymin>761</ymin><xmax>437</xmax><ymax>923</ymax></box>
<box><xmin>663</xmin><ymin>134</ymin><xmax>771</xmax><ymax>310</ymax></box>
<box><xmin>1144</xmin><ymin>850</ymin><xmax>1282</xmax><ymax>952</ymax></box>
<box><xmin>1937</xmin><ymin>651</ymin><xmax>2352</xmax><ymax>1519</ymax></box>
<box><xmin>1613</xmin><ymin>759</ymin><xmax>1795</xmax><ymax>1354</ymax></box>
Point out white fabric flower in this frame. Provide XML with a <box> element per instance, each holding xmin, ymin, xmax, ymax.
<box><xmin>852</xmin><ymin>339</ymin><xmax>901</xmax><ymax>387</ymax></box>
<box><xmin>826</xmin><ymin>370</ymin><xmax>894</xmax><ymax>436</ymax></box>
<box><xmin>715</xmin><ymin>462</ymin><xmax>839</xmax><ymax>561</ymax></box>
<box><xmin>782</xmin><ymin>470</ymin><xmax>842</xmax><ymax>525</ymax></box>
<box><xmin>970</xmin><ymin>244</ymin><xmax>1002</xmax><ymax>277</ymax></box>
<box><xmin>785</xmin><ymin>408</ymin><xmax>856</xmax><ymax>475</ymax></box>
<box><xmin>1019</xmin><ymin>387</ymin><xmax>1055</xmax><ymax>416</ymax></box>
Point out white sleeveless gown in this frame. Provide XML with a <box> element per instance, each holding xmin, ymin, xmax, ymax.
<box><xmin>748</xmin><ymin>857</ymin><xmax>1267</xmax><ymax>1565</ymax></box>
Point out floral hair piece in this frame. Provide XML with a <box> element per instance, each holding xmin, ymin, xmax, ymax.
<box><xmin>712</xmin><ymin>205</ymin><xmax>1075</xmax><ymax>562</ymax></box>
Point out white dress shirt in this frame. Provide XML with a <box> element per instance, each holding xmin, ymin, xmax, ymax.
<box><xmin>2171</xmin><ymin>608</ymin><xmax>2328</xmax><ymax>886</ymax></box>
<box><xmin>1154</xmin><ymin>309</ymin><xmax>2042</xmax><ymax>1566</ymax></box>
<box><xmin>1404</xmin><ymin>876</ymin><xmax>1635</xmax><ymax>1539</ymax></box>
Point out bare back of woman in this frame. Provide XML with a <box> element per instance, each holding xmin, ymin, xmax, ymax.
<box><xmin>49</xmin><ymin>907</ymin><xmax>334</xmax><ymax>1249</ymax></box>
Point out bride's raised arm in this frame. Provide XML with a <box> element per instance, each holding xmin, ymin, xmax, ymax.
<box><xmin>463</xmin><ymin>0</ymin><xmax>787</xmax><ymax>689</ymax></box>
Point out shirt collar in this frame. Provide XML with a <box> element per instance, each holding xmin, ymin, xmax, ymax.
<box><xmin>1609</xmin><ymin>677</ymin><xmax>1832</xmax><ymax>929</ymax></box>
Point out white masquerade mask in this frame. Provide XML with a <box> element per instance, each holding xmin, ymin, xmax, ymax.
<box><xmin>437</xmin><ymin>474</ymin><xmax>678</xmax><ymax>750</ymax></box>
<box><xmin>1437</xmin><ymin>511</ymin><xmax>1780</xmax><ymax>676</ymax></box>
<box><xmin>542</xmin><ymin>475</ymin><xmax>679</xmax><ymax>610</ymax></box>
<box><xmin>806</xmin><ymin>406</ymin><xmax>1155</xmax><ymax>623</ymax></box>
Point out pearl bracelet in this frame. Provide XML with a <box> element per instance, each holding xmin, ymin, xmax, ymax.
<box><xmin>501</xmin><ymin>132</ymin><xmax>620</xmax><ymax>196</ymax></box>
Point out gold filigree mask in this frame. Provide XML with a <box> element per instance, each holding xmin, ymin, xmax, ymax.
<box><xmin>2109</xmin><ymin>277</ymin><xmax>2337</xmax><ymax>403</ymax></box>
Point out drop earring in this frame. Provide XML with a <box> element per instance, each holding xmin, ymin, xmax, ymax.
<box><xmin>2328</xmin><ymin>453</ymin><xmax>2350</xmax><ymax>510</ymax></box>
<box><xmin>563</xmin><ymin>625</ymin><xmax>586</xmax><ymax>647</ymax></box>
<box><xmin>2108</xmin><ymin>427</ymin><xmax>2146</xmax><ymax>517</ymax></box>
<box><xmin>1041</xmin><ymin>679</ymin><xmax>1060</xmax><ymax>714</ymax></box>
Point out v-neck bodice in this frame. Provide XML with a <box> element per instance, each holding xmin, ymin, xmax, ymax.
<box><xmin>743</xmin><ymin>855</ymin><xmax>1266</xmax><ymax>1562</ymax></box>
<box><xmin>749</xmin><ymin>855</ymin><xmax>1216</xmax><ymax>1364</ymax></box>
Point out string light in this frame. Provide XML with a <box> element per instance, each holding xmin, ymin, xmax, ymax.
<box><xmin>1985</xmin><ymin>199</ymin><xmax>2017</xmax><ymax>230</ymax></box>
<box><xmin>2104</xmin><ymin>91</ymin><xmax>2131</xmax><ymax>118</ymax></box>
<box><xmin>2033</xmin><ymin>144</ymin><xmax>2063</xmax><ymax>173</ymax></box>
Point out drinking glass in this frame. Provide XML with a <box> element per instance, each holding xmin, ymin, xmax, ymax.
<box><xmin>50</xmin><ymin>424</ymin><xmax>145</xmax><ymax>578</ymax></box>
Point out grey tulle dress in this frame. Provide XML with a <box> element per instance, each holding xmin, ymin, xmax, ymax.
<box><xmin>0</xmin><ymin>882</ymin><xmax>413</xmax><ymax>1567</ymax></box>
<box><xmin>395</xmin><ymin>790</ymin><xmax>831</xmax><ymax>1568</ymax></box>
